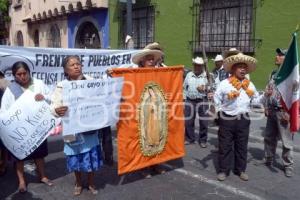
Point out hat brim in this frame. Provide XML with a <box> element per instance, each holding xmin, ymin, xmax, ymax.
<box><xmin>224</xmin><ymin>54</ymin><xmax>257</xmax><ymax>74</ymax></box>
<box><xmin>132</xmin><ymin>50</ymin><xmax>164</xmax><ymax>65</ymax></box>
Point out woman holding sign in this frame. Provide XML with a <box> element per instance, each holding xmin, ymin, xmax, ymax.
<box><xmin>51</xmin><ymin>55</ymin><xmax>102</xmax><ymax>196</ymax></box>
<box><xmin>0</xmin><ymin>61</ymin><xmax>53</xmax><ymax>193</ymax></box>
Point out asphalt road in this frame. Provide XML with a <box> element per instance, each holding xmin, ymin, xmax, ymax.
<box><xmin>1</xmin><ymin>115</ymin><xmax>300</xmax><ymax>200</ymax></box>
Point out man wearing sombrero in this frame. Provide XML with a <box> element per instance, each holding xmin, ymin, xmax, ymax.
<box><xmin>214</xmin><ymin>53</ymin><xmax>268</xmax><ymax>181</ymax></box>
<box><xmin>184</xmin><ymin>56</ymin><xmax>213</xmax><ymax>148</ymax></box>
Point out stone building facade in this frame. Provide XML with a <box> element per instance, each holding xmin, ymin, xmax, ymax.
<box><xmin>9</xmin><ymin>0</ymin><xmax>109</xmax><ymax>49</ymax></box>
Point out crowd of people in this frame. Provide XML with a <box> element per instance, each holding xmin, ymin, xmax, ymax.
<box><xmin>183</xmin><ymin>46</ymin><xmax>294</xmax><ymax>181</ymax></box>
<box><xmin>0</xmin><ymin>42</ymin><xmax>296</xmax><ymax>196</ymax></box>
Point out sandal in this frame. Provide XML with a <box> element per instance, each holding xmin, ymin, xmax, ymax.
<box><xmin>74</xmin><ymin>185</ymin><xmax>83</xmax><ymax>196</ymax></box>
<box><xmin>88</xmin><ymin>185</ymin><xmax>98</xmax><ymax>195</ymax></box>
<box><xmin>40</xmin><ymin>177</ymin><xmax>54</xmax><ymax>186</ymax></box>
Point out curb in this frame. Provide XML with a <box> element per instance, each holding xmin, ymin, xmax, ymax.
<box><xmin>208</xmin><ymin>126</ymin><xmax>300</xmax><ymax>153</ymax></box>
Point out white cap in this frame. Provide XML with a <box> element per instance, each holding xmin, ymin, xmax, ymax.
<box><xmin>213</xmin><ymin>54</ymin><xmax>223</xmax><ymax>62</ymax></box>
<box><xmin>192</xmin><ymin>57</ymin><xmax>204</xmax><ymax>65</ymax></box>
<box><xmin>125</xmin><ymin>35</ymin><xmax>132</xmax><ymax>43</ymax></box>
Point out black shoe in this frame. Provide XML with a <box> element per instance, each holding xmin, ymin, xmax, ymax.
<box><xmin>104</xmin><ymin>156</ymin><xmax>114</xmax><ymax>166</ymax></box>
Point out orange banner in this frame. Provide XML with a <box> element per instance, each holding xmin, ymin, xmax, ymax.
<box><xmin>112</xmin><ymin>66</ymin><xmax>185</xmax><ymax>175</ymax></box>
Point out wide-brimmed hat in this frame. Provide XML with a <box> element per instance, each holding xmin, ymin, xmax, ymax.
<box><xmin>144</xmin><ymin>42</ymin><xmax>163</xmax><ymax>51</ymax></box>
<box><xmin>212</xmin><ymin>54</ymin><xmax>223</xmax><ymax>62</ymax></box>
<box><xmin>223</xmin><ymin>48</ymin><xmax>241</xmax><ymax>59</ymax></box>
<box><xmin>192</xmin><ymin>57</ymin><xmax>204</xmax><ymax>65</ymax></box>
<box><xmin>223</xmin><ymin>53</ymin><xmax>257</xmax><ymax>73</ymax></box>
<box><xmin>132</xmin><ymin>49</ymin><xmax>164</xmax><ymax>65</ymax></box>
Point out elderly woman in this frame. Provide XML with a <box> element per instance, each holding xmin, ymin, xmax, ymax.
<box><xmin>214</xmin><ymin>53</ymin><xmax>268</xmax><ymax>181</ymax></box>
<box><xmin>1</xmin><ymin>61</ymin><xmax>53</xmax><ymax>193</ymax></box>
<box><xmin>51</xmin><ymin>55</ymin><xmax>102</xmax><ymax>196</ymax></box>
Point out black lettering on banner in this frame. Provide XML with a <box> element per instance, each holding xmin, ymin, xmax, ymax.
<box><xmin>122</xmin><ymin>54</ymin><xmax>131</xmax><ymax>64</ymax></box>
<box><xmin>80</xmin><ymin>55</ymin><xmax>85</xmax><ymax>64</ymax></box>
<box><xmin>42</xmin><ymin>54</ymin><xmax>49</xmax><ymax>66</ymax></box>
<box><xmin>88</xmin><ymin>55</ymin><xmax>94</xmax><ymax>67</ymax></box>
<box><xmin>32</xmin><ymin>72</ymin><xmax>58</xmax><ymax>85</ymax></box>
<box><xmin>49</xmin><ymin>54</ymin><xmax>55</xmax><ymax>67</ymax></box>
<box><xmin>36</xmin><ymin>54</ymin><xmax>42</xmax><ymax>66</ymax></box>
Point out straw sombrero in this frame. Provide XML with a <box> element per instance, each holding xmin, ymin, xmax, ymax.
<box><xmin>223</xmin><ymin>53</ymin><xmax>257</xmax><ymax>73</ymax></box>
<box><xmin>222</xmin><ymin>48</ymin><xmax>241</xmax><ymax>59</ymax></box>
<box><xmin>144</xmin><ymin>42</ymin><xmax>163</xmax><ymax>51</ymax></box>
<box><xmin>132</xmin><ymin>49</ymin><xmax>164</xmax><ymax>65</ymax></box>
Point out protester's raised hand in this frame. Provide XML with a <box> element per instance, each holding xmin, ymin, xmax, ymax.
<box><xmin>35</xmin><ymin>93</ymin><xmax>45</xmax><ymax>101</ymax></box>
<box><xmin>55</xmin><ymin>106</ymin><xmax>68</xmax><ymax>117</ymax></box>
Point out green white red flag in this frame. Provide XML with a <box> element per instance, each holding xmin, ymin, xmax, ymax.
<box><xmin>275</xmin><ymin>32</ymin><xmax>299</xmax><ymax>132</ymax></box>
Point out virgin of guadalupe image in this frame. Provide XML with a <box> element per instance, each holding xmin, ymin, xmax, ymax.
<box><xmin>139</xmin><ymin>83</ymin><xmax>168</xmax><ymax>156</ymax></box>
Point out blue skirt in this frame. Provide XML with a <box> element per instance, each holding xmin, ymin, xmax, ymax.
<box><xmin>66</xmin><ymin>145</ymin><xmax>103</xmax><ymax>173</ymax></box>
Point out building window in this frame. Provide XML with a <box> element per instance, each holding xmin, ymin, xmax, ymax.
<box><xmin>34</xmin><ymin>30</ymin><xmax>39</xmax><ymax>47</ymax></box>
<box><xmin>16</xmin><ymin>31</ymin><xmax>23</xmax><ymax>46</ymax></box>
<box><xmin>192</xmin><ymin>0</ymin><xmax>255</xmax><ymax>53</ymax></box>
<box><xmin>75</xmin><ymin>21</ymin><xmax>101</xmax><ymax>49</ymax></box>
<box><xmin>123</xmin><ymin>6</ymin><xmax>155</xmax><ymax>49</ymax></box>
<box><xmin>14</xmin><ymin>0</ymin><xmax>22</xmax><ymax>9</ymax></box>
<box><xmin>47</xmin><ymin>24</ymin><xmax>61</xmax><ymax>48</ymax></box>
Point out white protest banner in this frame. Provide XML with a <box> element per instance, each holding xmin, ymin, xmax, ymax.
<box><xmin>61</xmin><ymin>77</ymin><xmax>124</xmax><ymax>135</ymax></box>
<box><xmin>0</xmin><ymin>46</ymin><xmax>140</xmax><ymax>85</ymax></box>
<box><xmin>0</xmin><ymin>91</ymin><xmax>60</xmax><ymax>160</ymax></box>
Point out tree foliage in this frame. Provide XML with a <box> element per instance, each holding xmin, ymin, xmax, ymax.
<box><xmin>0</xmin><ymin>0</ymin><xmax>9</xmax><ymax>13</ymax></box>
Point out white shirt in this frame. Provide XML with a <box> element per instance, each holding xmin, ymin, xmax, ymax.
<box><xmin>214</xmin><ymin>78</ymin><xmax>264</xmax><ymax>116</ymax></box>
<box><xmin>1</xmin><ymin>78</ymin><xmax>50</xmax><ymax>111</ymax></box>
<box><xmin>183</xmin><ymin>71</ymin><xmax>209</xmax><ymax>100</ymax></box>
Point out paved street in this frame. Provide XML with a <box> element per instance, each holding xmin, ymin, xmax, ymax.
<box><xmin>1</xmin><ymin>114</ymin><xmax>300</xmax><ymax>200</ymax></box>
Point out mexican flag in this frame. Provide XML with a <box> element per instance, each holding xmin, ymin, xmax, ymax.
<box><xmin>275</xmin><ymin>32</ymin><xmax>300</xmax><ymax>132</ymax></box>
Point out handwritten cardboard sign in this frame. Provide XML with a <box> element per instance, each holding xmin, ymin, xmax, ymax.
<box><xmin>61</xmin><ymin>78</ymin><xmax>124</xmax><ymax>135</ymax></box>
<box><xmin>0</xmin><ymin>91</ymin><xmax>60</xmax><ymax>160</ymax></box>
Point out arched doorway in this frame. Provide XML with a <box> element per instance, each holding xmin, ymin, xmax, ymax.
<box><xmin>75</xmin><ymin>21</ymin><xmax>101</xmax><ymax>49</ymax></box>
<box><xmin>16</xmin><ymin>31</ymin><xmax>24</xmax><ymax>46</ymax></box>
<box><xmin>48</xmin><ymin>24</ymin><xmax>61</xmax><ymax>48</ymax></box>
<box><xmin>34</xmin><ymin>30</ymin><xmax>39</xmax><ymax>47</ymax></box>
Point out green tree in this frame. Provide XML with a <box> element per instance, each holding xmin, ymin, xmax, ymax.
<box><xmin>0</xmin><ymin>0</ymin><xmax>8</xmax><ymax>13</ymax></box>
<box><xmin>0</xmin><ymin>0</ymin><xmax>9</xmax><ymax>44</ymax></box>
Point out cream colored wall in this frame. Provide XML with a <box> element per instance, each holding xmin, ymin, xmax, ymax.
<box><xmin>9</xmin><ymin>0</ymin><xmax>28</xmax><ymax>46</ymax></box>
<box><xmin>28</xmin><ymin>0</ymin><xmax>108</xmax><ymax>15</ymax></box>
<box><xmin>9</xmin><ymin>0</ymin><xmax>108</xmax><ymax>47</ymax></box>
<box><xmin>28</xmin><ymin>19</ymin><xmax>68</xmax><ymax>48</ymax></box>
